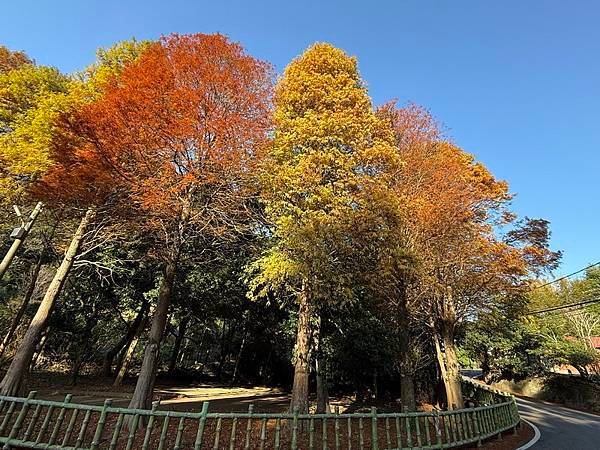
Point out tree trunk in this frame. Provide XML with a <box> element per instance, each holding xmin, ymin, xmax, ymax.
<box><xmin>372</xmin><ymin>370</ymin><xmax>378</xmax><ymax>400</ymax></box>
<box><xmin>0</xmin><ymin>209</ymin><xmax>95</xmax><ymax>396</ymax></box>
<box><xmin>439</xmin><ymin>323</ymin><xmax>464</xmax><ymax>410</ymax></box>
<box><xmin>400</xmin><ymin>374</ymin><xmax>416</xmax><ymax>410</ymax></box>
<box><xmin>396</xmin><ymin>290</ymin><xmax>416</xmax><ymax>411</ymax></box>
<box><xmin>178</xmin><ymin>335</ymin><xmax>189</xmax><ymax>367</ymax></box>
<box><xmin>289</xmin><ymin>284</ymin><xmax>312</xmax><ymax>414</ymax></box>
<box><xmin>231</xmin><ymin>325</ymin><xmax>247</xmax><ymax>385</ymax></box>
<box><xmin>259</xmin><ymin>348</ymin><xmax>273</xmax><ymax>384</ymax></box>
<box><xmin>102</xmin><ymin>301</ymin><xmax>149</xmax><ymax>377</ymax></box>
<box><xmin>127</xmin><ymin>260</ymin><xmax>176</xmax><ymax>411</ymax></box>
<box><xmin>30</xmin><ymin>329</ymin><xmax>49</xmax><ymax>372</ymax></box>
<box><xmin>0</xmin><ymin>202</ymin><xmax>43</xmax><ymax>281</ymax></box>
<box><xmin>114</xmin><ymin>334</ymin><xmax>139</xmax><ymax>387</ymax></box>
<box><xmin>114</xmin><ymin>311</ymin><xmax>148</xmax><ymax>387</ymax></box>
<box><xmin>0</xmin><ymin>253</ymin><xmax>44</xmax><ymax>358</ymax></box>
<box><xmin>217</xmin><ymin>320</ymin><xmax>230</xmax><ymax>380</ymax></box>
<box><xmin>71</xmin><ymin>314</ymin><xmax>97</xmax><ymax>385</ymax></box>
<box><xmin>167</xmin><ymin>316</ymin><xmax>189</xmax><ymax>375</ymax></box>
<box><xmin>314</xmin><ymin>313</ymin><xmax>330</xmax><ymax>414</ymax></box>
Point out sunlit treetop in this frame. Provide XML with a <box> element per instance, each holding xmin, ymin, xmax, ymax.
<box><xmin>0</xmin><ymin>45</ymin><xmax>32</xmax><ymax>74</ymax></box>
<box><xmin>42</xmin><ymin>33</ymin><xmax>273</xmax><ymax>235</ymax></box>
<box><xmin>254</xmin><ymin>43</ymin><xmax>398</xmax><ymax>301</ymax></box>
<box><xmin>273</xmin><ymin>43</ymin><xmax>383</xmax><ymax>157</ymax></box>
<box><xmin>81</xmin><ymin>38</ymin><xmax>152</xmax><ymax>94</ymax></box>
<box><xmin>0</xmin><ymin>39</ymin><xmax>150</xmax><ymax>205</ymax></box>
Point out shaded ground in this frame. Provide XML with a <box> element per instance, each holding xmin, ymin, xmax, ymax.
<box><xmin>462</xmin><ymin>421</ymin><xmax>534</xmax><ymax>449</ymax></box>
<box><xmin>27</xmin><ymin>373</ymin><xmax>290</xmax><ymax>412</ymax></box>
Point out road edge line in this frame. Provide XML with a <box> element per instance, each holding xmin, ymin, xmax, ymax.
<box><xmin>516</xmin><ymin>419</ymin><xmax>541</xmax><ymax>450</ymax></box>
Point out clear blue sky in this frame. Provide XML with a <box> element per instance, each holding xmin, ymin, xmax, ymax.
<box><xmin>2</xmin><ymin>1</ymin><xmax>598</xmax><ymax>278</ymax></box>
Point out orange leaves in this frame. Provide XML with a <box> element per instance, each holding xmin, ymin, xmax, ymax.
<box><xmin>46</xmin><ymin>33</ymin><xmax>273</xmax><ymax>240</ymax></box>
<box><xmin>373</xmin><ymin>101</ymin><xmax>556</xmax><ymax>319</ymax></box>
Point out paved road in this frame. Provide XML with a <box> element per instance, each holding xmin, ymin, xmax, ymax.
<box><xmin>516</xmin><ymin>397</ymin><xmax>600</xmax><ymax>449</ymax></box>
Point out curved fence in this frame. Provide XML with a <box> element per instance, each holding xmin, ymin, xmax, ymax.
<box><xmin>0</xmin><ymin>378</ymin><xmax>519</xmax><ymax>449</ymax></box>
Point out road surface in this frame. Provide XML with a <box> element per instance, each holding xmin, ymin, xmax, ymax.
<box><xmin>516</xmin><ymin>397</ymin><xmax>600</xmax><ymax>449</ymax></box>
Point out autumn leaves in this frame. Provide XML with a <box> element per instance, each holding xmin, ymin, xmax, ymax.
<box><xmin>0</xmin><ymin>35</ymin><xmax>559</xmax><ymax>412</ymax></box>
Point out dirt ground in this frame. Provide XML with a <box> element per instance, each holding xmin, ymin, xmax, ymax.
<box><xmin>25</xmin><ymin>372</ymin><xmax>291</xmax><ymax>412</ymax></box>
<box><xmin>464</xmin><ymin>420</ymin><xmax>535</xmax><ymax>449</ymax></box>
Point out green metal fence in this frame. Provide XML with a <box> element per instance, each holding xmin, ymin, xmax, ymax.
<box><xmin>0</xmin><ymin>378</ymin><xmax>519</xmax><ymax>449</ymax></box>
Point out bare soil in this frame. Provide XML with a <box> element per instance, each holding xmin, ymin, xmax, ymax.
<box><xmin>462</xmin><ymin>420</ymin><xmax>535</xmax><ymax>449</ymax></box>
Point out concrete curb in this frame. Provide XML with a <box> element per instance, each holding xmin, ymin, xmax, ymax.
<box><xmin>516</xmin><ymin>419</ymin><xmax>541</xmax><ymax>450</ymax></box>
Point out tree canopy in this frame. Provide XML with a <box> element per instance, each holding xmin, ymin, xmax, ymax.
<box><xmin>0</xmin><ymin>35</ymin><xmax>567</xmax><ymax>415</ymax></box>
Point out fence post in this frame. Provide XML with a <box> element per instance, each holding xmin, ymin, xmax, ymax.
<box><xmin>473</xmin><ymin>410</ymin><xmax>482</xmax><ymax>448</ymax></box>
<box><xmin>433</xmin><ymin>411</ymin><xmax>442</xmax><ymax>449</ymax></box>
<box><xmin>371</xmin><ymin>407</ymin><xmax>379</xmax><ymax>450</ymax></box>
<box><xmin>158</xmin><ymin>412</ymin><xmax>171</xmax><ymax>450</ymax></box>
<box><xmin>194</xmin><ymin>401</ymin><xmax>210</xmax><ymax>450</ymax></box>
<box><xmin>245</xmin><ymin>404</ymin><xmax>253</xmax><ymax>450</ymax></box>
<box><xmin>495</xmin><ymin>408</ymin><xmax>502</xmax><ymax>441</ymax></box>
<box><xmin>335</xmin><ymin>407</ymin><xmax>340</xmax><ymax>450</ymax></box>
<box><xmin>142</xmin><ymin>401</ymin><xmax>160</xmax><ymax>450</ymax></box>
<box><xmin>6</xmin><ymin>391</ymin><xmax>36</xmax><ymax>443</ymax></box>
<box><xmin>49</xmin><ymin>394</ymin><xmax>73</xmax><ymax>445</ymax></box>
<box><xmin>291</xmin><ymin>407</ymin><xmax>299</xmax><ymax>450</ymax></box>
<box><xmin>90</xmin><ymin>398</ymin><xmax>112</xmax><ymax>450</ymax></box>
<box><xmin>511</xmin><ymin>398</ymin><xmax>518</xmax><ymax>435</ymax></box>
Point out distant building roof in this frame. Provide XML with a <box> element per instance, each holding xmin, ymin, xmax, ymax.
<box><xmin>565</xmin><ymin>335</ymin><xmax>600</xmax><ymax>349</ymax></box>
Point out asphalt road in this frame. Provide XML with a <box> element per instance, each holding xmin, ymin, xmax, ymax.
<box><xmin>516</xmin><ymin>397</ymin><xmax>600</xmax><ymax>449</ymax></box>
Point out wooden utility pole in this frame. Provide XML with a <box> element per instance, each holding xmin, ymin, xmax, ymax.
<box><xmin>0</xmin><ymin>202</ymin><xmax>43</xmax><ymax>281</ymax></box>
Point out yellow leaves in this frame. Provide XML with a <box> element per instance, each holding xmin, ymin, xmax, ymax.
<box><xmin>0</xmin><ymin>65</ymin><xmax>69</xmax><ymax>127</ymax></box>
<box><xmin>0</xmin><ymin>65</ymin><xmax>74</xmax><ymax>203</ymax></box>
<box><xmin>273</xmin><ymin>43</ymin><xmax>377</xmax><ymax>152</ymax></box>
<box><xmin>247</xmin><ymin>248</ymin><xmax>304</xmax><ymax>299</ymax></box>
<box><xmin>82</xmin><ymin>38</ymin><xmax>152</xmax><ymax>98</ymax></box>
<box><xmin>256</xmin><ymin>42</ymin><xmax>398</xmax><ymax>300</ymax></box>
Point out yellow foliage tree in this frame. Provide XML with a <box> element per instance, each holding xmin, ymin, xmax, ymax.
<box><xmin>253</xmin><ymin>43</ymin><xmax>397</xmax><ymax>413</ymax></box>
<box><xmin>0</xmin><ymin>65</ymin><xmax>72</xmax><ymax>203</ymax></box>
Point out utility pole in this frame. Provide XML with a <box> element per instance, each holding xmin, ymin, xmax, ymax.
<box><xmin>0</xmin><ymin>202</ymin><xmax>43</xmax><ymax>281</ymax></box>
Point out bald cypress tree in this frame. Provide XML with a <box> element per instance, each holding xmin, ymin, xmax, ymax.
<box><xmin>253</xmin><ymin>43</ymin><xmax>397</xmax><ymax>413</ymax></box>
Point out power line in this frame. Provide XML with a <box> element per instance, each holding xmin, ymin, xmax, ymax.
<box><xmin>525</xmin><ymin>298</ymin><xmax>600</xmax><ymax>316</ymax></box>
<box><xmin>530</xmin><ymin>261</ymin><xmax>600</xmax><ymax>291</ymax></box>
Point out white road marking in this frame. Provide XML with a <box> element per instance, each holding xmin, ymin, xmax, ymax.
<box><xmin>516</xmin><ymin>419</ymin><xmax>541</xmax><ymax>450</ymax></box>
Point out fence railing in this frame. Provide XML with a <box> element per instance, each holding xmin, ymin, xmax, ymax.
<box><xmin>0</xmin><ymin>378</ymin><xmax>519</xmax><ymax>449</ymax></box>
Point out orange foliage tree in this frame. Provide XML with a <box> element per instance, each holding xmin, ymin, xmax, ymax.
<box><xmin>375</xmin><ymin>102</ymin><xmax>560</xmax><ymax>409</ymax></box>
<box><xmin>51</xmin><ymin>33</ymin><xmax>273</xmax><ymax>410</ymax></box>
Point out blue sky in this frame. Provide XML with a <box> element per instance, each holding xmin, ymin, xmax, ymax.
<box><xmin>2</xmin><ymin>1</ymin><xmax>598</xmax><ymax>277</ymax></box>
